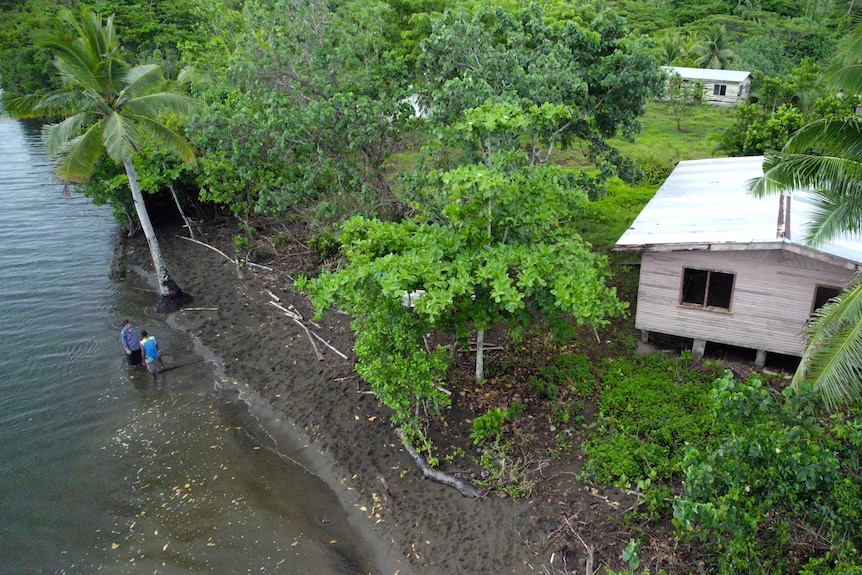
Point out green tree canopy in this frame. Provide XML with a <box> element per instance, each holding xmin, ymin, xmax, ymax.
<box><xmin>299</xmin><ymin>101</ymin><xmax>627</xmax><ymax>441</ymax></box>
<box><xmin>191</xmin><ymin>0</ymin><xmax>414</xmax><ymax>223</ymax></box>
<box><xmin>693</xmin><ymin>23</ymin><xmax>738</xmax><ymax>69</ymax></box>
<box><xmin>417</xmin><ymin>2</ymin><xmax>663</xmax><ymax>182</ymax></box>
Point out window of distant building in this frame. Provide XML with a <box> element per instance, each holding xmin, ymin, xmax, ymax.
<box><xmin>713</xmin><ymin>84</ymin><xmax>727</xmax><ymax>96</ymax></box>
<box><xmin>680</xmin><ymin>267</ymin><xmax>735</xmax><ymax>311</ymax></box>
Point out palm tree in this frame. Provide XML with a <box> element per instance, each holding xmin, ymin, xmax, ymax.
<box><xmin>657</xmin><ymin>31</ymin><xmax>686</xmax><ymax>66</ymax></box>
<box><xmin>749</xmin><ymin>24</ymin><xmax>862</xmax><ymax>408</ymax></box>
<box><xmin>693</xmin><ymin>24</ymin><xmax>737</xmax><ymax>70</ymax></box>
<box><xmin>3</xmin><ymin>8</ymin><xmax>198</xmax><ymax>313</ymax></box>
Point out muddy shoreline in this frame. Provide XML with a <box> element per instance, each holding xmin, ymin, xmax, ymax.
<box><xmin>119</xmin><ymin>225</ymin><xmax>555</xmax><ymax>575</ymax></box>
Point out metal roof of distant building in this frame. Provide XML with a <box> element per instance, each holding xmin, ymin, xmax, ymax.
<box><xmin>662</xmin><ymin>66</ymin><xmax>753</xmax><ymax>83</ymax></box>
<box><xmin>613</xmin><ymin>156</ymin><xmax>862</xmax><ymax>268</ymax></box>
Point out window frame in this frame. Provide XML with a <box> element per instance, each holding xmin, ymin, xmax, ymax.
<box><xmin>678</xmin><ymin>266</ymin><xmax>736</xmax><ymax>312</ymax></box>
<box><xmin>811</xmin><ymin>284</ymin><xmax>843</xmax><ymax>314</ymax></box>
<box><xmin>713</xmin><ymin>84</ymin><xmax>727</xmax><ymax>96</ymax></box>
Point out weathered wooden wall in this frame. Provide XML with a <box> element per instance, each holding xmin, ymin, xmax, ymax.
<box><xmin>636</xmin><ymin>249</ymin><xmax>855</xmax><ymax>356</ymax></box>
<box><xmin>701</xmin><ymin>80</ymin><xmax>749</xmax><ymax>106</ymax></box>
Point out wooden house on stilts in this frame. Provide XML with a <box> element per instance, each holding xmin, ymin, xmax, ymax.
<box><xmin>614</xmin><ymin>156</ymin><xmax>862</xmax><ymax>368</ymax></box>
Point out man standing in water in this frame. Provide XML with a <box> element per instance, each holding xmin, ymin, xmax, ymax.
<box><xmin>120</xmin><ymin>320</ymin><xmax>143</xmax><ymax>367</ymax></box>
<box><xmin>139</xmin><ymin>330</ymin><xmax>166</xmax><ymax>377</ymax></box>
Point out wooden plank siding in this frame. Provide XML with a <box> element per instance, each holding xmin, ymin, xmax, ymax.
<box><xmin>635</xmin><ymin>249</ymin><xmax>855</xmax><ymax>356</ymax></box>
<box><xmin>702</xmin><ymin>81</ymin><xmax>747</xmax><ymax>106</ymax></box>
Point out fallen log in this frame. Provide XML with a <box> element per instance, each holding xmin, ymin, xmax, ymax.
<box><xmin>397</xmin><ymin>429</ymin><xmax>481</xmax><ymax>498</ymax></box>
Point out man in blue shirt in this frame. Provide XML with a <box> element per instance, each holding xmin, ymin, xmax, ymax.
<box><xmin>121</xmin><ymin>320</ymin><xmax>142</xmax><ymax>366</ymax></box>
<box><xmin>139</xmin><ymin>330</ymin><xmax>166</xmax><ymax>376</ymax></box>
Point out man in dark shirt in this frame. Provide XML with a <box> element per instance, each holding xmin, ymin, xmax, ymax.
<box><xmin>120</xmin><ymin>320</ymin><xmax>143</xmax><ymax>366</ymax></box>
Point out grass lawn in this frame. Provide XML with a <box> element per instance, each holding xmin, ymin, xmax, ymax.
<box><xmin>610</xmin><ymin>100</ymin><xmax>737</xmax><ymax>165</ymax></box>
<box><xmin>554</xmin><ymin>100</ymin><xmax>737</xmax><ymax>174</ymax></box>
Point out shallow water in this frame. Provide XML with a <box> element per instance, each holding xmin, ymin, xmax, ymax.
<box><xmin>0</xmin><ymin>118</ymin><xmax>378</xmax><ymax>574</ymax></box>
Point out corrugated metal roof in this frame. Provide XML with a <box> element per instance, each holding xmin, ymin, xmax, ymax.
<box><xmin>614</xmin><ymin>156</ymin><xmax>862</xmax><ymax>267</ymax></box>
<box><xmin>662</xmin><ymin>66</ymin><xmax>752</xmax><ymax>83</ymax></box>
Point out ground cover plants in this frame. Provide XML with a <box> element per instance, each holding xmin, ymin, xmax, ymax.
<box><xmin>674</xmin><ymin>373</ymin><xmax>862</xmax><ymax>574</ymax></box>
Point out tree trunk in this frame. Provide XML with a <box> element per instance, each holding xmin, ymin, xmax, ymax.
<box><xmin>123</xmin><ymin>157</ymin><xmax>191</xmax><ymax>313</ymax></box>
<box><xmin>475</xmin><ymin>327</ymin><xmax>485</xmax><ymax>383</ymax></box>
<box><xmin>167</xmin><ymin>181</ymin><xmax>196</xmax><ymax>241</ymax></box>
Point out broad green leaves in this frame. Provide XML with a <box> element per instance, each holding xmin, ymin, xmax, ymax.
<box><xmin>674</xmin><ymin>373</ymin><xmax>862</xmax><ymax>574</ymax></box>
<box><xmin>299</xmin><ymin>101</ymin><xmax>628</xmax><ymax>440</ymax></box>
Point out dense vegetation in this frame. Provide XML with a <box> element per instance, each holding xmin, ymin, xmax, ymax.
<box><xmin>3</xmin><ymin>0</ymin><xmax>862</xmax><ymax>572</ymax></box>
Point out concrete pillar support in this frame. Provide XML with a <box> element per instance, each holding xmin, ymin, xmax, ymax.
<box><xmin>755</xmin><ymin>349</ymin><xmax>767</xmax><ymax>370</ymax></box>
<box><xmin>640</xmin><ymin>329</ymin><xmax>649</xmax><ymax>344</ymax></box>
<box><xmin>692</xmin><ymin>339</ymin><xmax>706</xmax><ymax>361</ymax></box>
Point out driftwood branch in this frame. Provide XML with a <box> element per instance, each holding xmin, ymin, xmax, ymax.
<box><xmin>308</xmin><ymin>328</ymin><xmax>347</xmax><ymax>359</ymax></box>
<box><xmin>564</xmin><ymin>516</ymin><xmax>596</xmax><ymax>575</ymax></box>
<box><xmin>269</xmin><ymin>300</ymin><xmax>323</xmax><ymax>360</ymax></box>
<box><xmin>246</xmin><ymin>261</ymin><xmax>273</xmax><ymax>271</ymax></box>
<box><xmin>397</xmin><ymin>429</ymin><xmax>480</xmax><ymax>498</ymax></box>
<box><xmin>269</xmin><ymin>300</ymin><xmax>348</xmax><ymax>359</ymax></box>
<box><xmin>179</xmin><ymin>235</ymin><xmax>242</xmax><ymax>278</ymax></box>
<box><xmin>179</xmin><ymin>235</ymin><xmax>233</xmax><ymax>262</ymax></box>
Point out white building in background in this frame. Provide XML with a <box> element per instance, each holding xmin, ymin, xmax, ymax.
<box><xmin>662</xmin><ymin>66</ymin><xmax>753</xmax><ymax>107</ymax></box>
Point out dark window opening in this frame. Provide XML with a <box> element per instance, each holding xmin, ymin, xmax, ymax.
<box><xmin>713</xmin><ymin>84</ymin><xmax>727</xmax><ymax>96</ymax></box>
<box><xmin>681</xmin><ymin>267</ymin><xmax>734</xmax><ymax>310</ymax></box>
<box><xmin>812</xmin><ymin>285</ymin><xmax>842</xmax><ymax>313</ymax></box>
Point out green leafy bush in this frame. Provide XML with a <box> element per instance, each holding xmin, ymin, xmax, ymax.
<box><xmin>539</xmin><ymin>353</ymin><xmax>597</xmax><ymax>397</ymax></box>
<box><xmin>551</xmin><ymin>399</ymin><xmax>585</xmax><ymax>426</ymax></box>
<box><xmin>673</xmin><ymin>372</ymin><xmax>862</xmax><ymax>574</ymax></box>
<box><xmin>583</xmin><ymin>354</ymin><xmax>723</xmax><ymax>483</ymax></box>
<box><xmin>470</xmin><ymin>407</ymin><xmax>507</xmax><ymax>445</ymax></box>
<box><xmin>634</xmin><ymin>155</ymin><xmax>673</xmax><ymax>185</ymax></box>
<box><xmin>307</xmin><ymin>229</ymin><xmax>340</xmax><ymax>260</ymax></box>
<box><xmin>529</xmin><ymin>375</ymin><xmax>559</xmax><ymax>400</ymax></box>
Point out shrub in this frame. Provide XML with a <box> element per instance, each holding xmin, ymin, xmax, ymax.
<box><xmin>470</xmin><ymin>407</ymin><xmax>507</xmax><ymax>445</ymax></box>
<box><xmin>528</xmin><ymin>375</ymin><xmax>559</xmax><ymax>400</ymax></box>
<box><xmin>634</xmin><ymin>155</ymin><xmax>673</xmax><ymax>185</ymax></box>
<box><xmin>307</xmin><ymin>229</ymin><xmax>340</xmax><ymax>260</ymax></box>
<box><xmin>583</xmin><ymin>354</ymin><xmax>723</xmax><ymax>484</ymax></box>
<box><xmin>539</xmin><ymin>353</ymin><xmax>597</xmax><ymax>397</ymax></box>
<box><xmin>673</xmin><ymin>372</ymin><xmax>862</xmax><ymax>574</ymax></box>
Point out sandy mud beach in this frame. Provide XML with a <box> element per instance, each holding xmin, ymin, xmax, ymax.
<box><xmin>119</xmin><ymin>224</ymin><xmax>587</xmax><ymax>575</ymax></box>
<box><xmin>116</xmin><ymin>225</ymin><xmax>640</xmax><ymax>575</ymax></box>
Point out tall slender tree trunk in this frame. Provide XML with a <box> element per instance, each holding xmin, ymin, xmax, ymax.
<box><xmin>124</xmin><ymin>157</ymin><xmax>190</xmax><ymax>312</ymax></box>
<box><xmin>475</xmin><ymin>327</ymin><xmax>485</xmax><ymax>383</ymax></box>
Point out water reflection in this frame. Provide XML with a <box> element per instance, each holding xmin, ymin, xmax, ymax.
<box><xmin>0</xmin><ymin>116</ymin><xmax>378</xmax><ymax>575</ymax></box>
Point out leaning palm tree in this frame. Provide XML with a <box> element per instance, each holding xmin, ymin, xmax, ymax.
<box><xmin>749</xmin><ymin>24</ymin><xmax>862</xmax><ymax>408</ymax></box>
<box><xmin>693</xmin><ymin>24</ymin><xmax>737</xmax><ymax>70</ymax></box>
<box><xmin>3</xmin><ymin>8</ymin><xmax>198</xmax><ymax>313</ymax></box>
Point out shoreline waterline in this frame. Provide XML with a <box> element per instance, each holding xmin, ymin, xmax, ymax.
<box><xmin>128</xmin><ymin>259</ymin><xmax>410</xmax><ymax>575</ymax></box>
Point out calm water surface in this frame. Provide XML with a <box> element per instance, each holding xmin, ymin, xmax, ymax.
<box><xmin>0</xmin><ymin>118</ymin><xmax>381</xmax><ymax>574</ymax></box>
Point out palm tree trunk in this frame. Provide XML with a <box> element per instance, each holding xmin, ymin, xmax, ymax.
<box><xmin>123</xmin><ymin>156</ymin><xmax>190</xmax><ymax>312</ymax></box>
